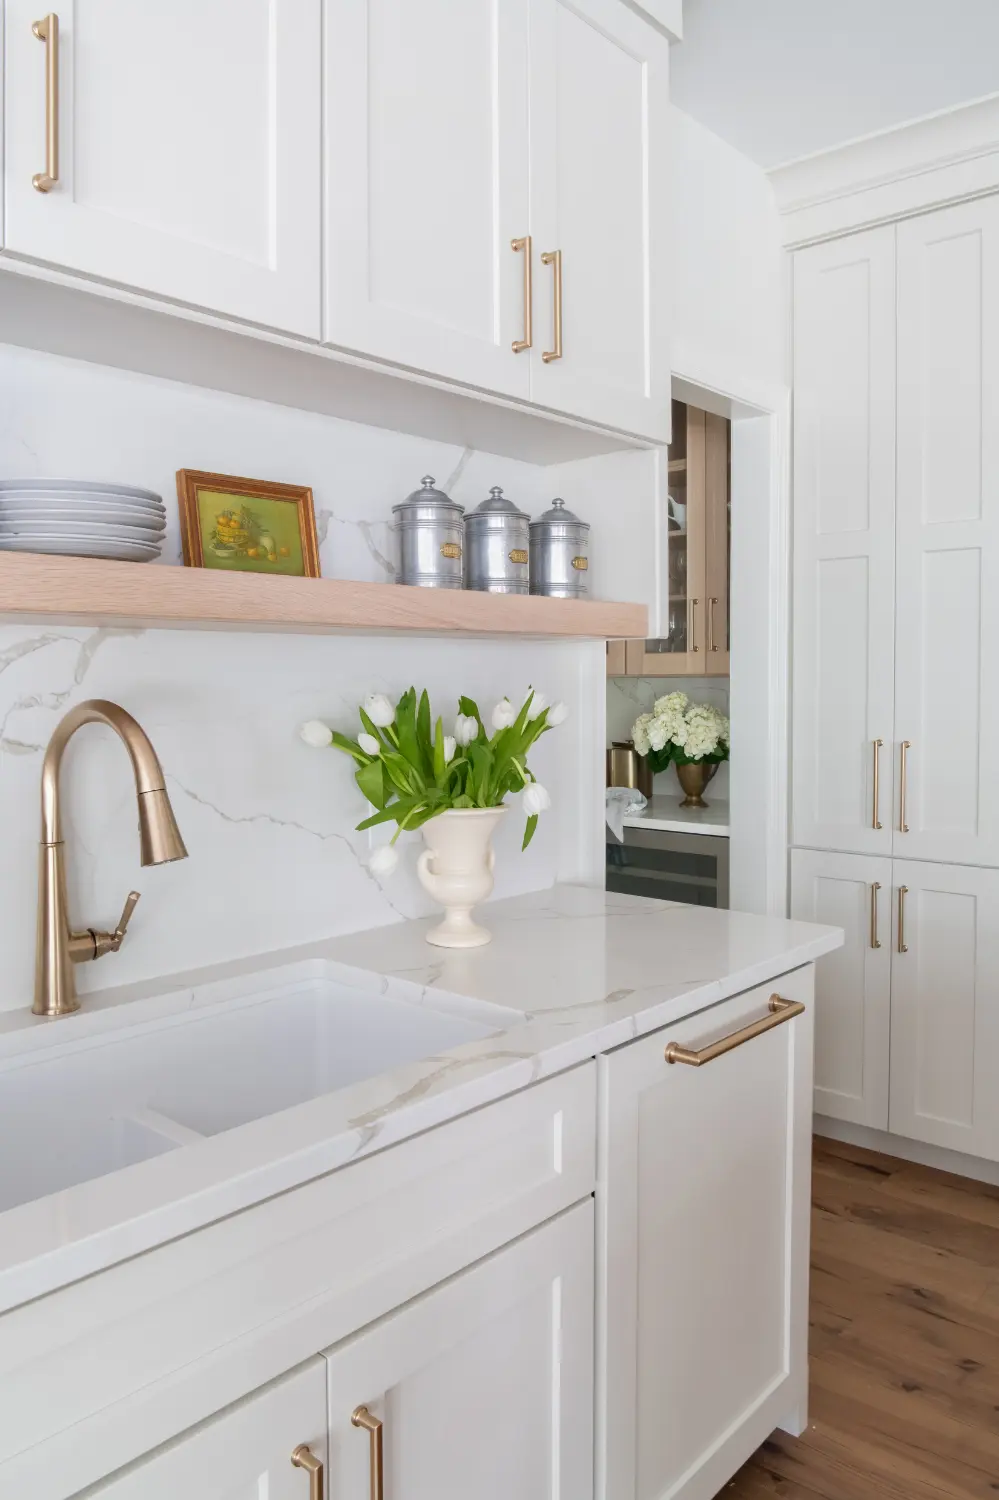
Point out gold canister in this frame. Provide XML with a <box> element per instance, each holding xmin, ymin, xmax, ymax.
<box><xmin>607</xmin><ymin>742</ymin><xmax>653</xmax><ymax>799</ymax></box>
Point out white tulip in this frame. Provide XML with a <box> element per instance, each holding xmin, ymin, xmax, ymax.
<box><xmin>363</xmin><ymin>693</ymin><xmax>395</xmax><ymax>728</ymax></box>
<box><xmin>358</xmin><ymin>732</ymin><xmax>381</xmax><ymax>756</ymax></box>
<box><xmin>368</xmin><ymin>844</ymin><xmax>399</xmax><ymax>879</ymax></box>
<box><xmin>491</xmin><ymin>698</ymin><xmax>516</xmax><ymax>730</ymax></box>
<box><xmin>299</xmin><ymin>719</ymin><xmax>333</xmax><ymax>748</ymax></box>
<box><xmin>454</xmin><ymin>712</ymin><xmax>479</xmax><ymax>746</ymax></box>
<box><xmin>522</xmin><ymin>782</ymin><xmax>551</xmax><ymax>815</ymax></box>
<box><xmin>525</xmin><ymin>690</ymin><xmax>548</xmax><ymax>720</ymax></box>
<box><xmin>547</xmin><ymin>701</ymin><xmax>568</xmax><ymax>726</ymax></box>
<box><xmin>443</xmin><ymin>735</ymin><xmax>457</xmax><ymax>764</ymax></box>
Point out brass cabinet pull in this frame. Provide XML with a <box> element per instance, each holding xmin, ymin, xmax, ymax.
<box><xmin>511</xmin><ymin>236</ymin><xmax>532</xmax><ymax>353</ymax></box>
<box><xmin>291</xmin><ymin>1444</ymin><xmax>324</xmax><ymax>1500</ymax></box>
<box><xmin>665</xmin><ymin>994</ymin><xmax>805</xmax><ymax>1066</ymax></box>
<box><xmin>707</xmin><ymin>597</ymin><xmax>719</xmax><ymax>652</ymax></box>
<box><xmin>872</xmin><ymin>738</ymin><xmax>883</xmax><ymax>830</ymax></box>
<box><xmin>32</xmin><ymin>13</ymin><xmax>60</xmax><ymax>192</ymax></box>
<box><xmin>541</xmin><ymin>249</ymin><xmax>563</xmax><ymax>362</ymax></box>
<box><xmin>351</xmin><ymin>1406</ymin><xmax>384</xmax><ymax>1500</ymax></box>
<box><xmin>899</xmin><ymin>741</ymin><xmax>911</xmax><ymax>833</ymax></box>
<box><xmin>870</xmin><ymin>882</ymin><xmax>882</xmax><ymax>949</ymax></box>
<box><xmin>689</xmin><ymin>597</ymin><xmax>700</xmax><ymax>652</ymax></box>
<box><xmin>898</xmin><ymin>885</ymin><xmax>909</xmax><ymax>954</ymax></box>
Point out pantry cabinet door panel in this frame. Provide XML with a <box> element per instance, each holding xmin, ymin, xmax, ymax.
<box><xmin>890</xmin><ymin>861</ymin><xmax>999</xmax><ymax>1161</ymax></box>
<box><xmin>789</xmin><ymin>849</ymin><xmax>892</xmax><ymax>1128</ymax></box>
<box><xmin>529</xmin><ymin>0</ymin><xmax>670</xmax><ymax>440</ymax></box>
<box><xmin>791</xmin><ymin>228</ymin><xmax>896</xmax><ymax>856</ymax></box>
<box><xmin>325</xmin><ymin>0</ymin><xmax>531</xmax><ymax>397</ymax></box>
<box><xmin>894</xmin><ymin>199</ymin><xmax>999</xmax><ymax>867</ymax></box>
<box><xmin>4</xmin><ymin>0</ymin><xmax>321</xmax><ymax>335</ymax></box>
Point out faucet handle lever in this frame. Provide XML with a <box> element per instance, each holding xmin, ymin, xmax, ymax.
<box><xmin>88</xmin><ymin>891</ymin><xmax>141</xmax><ymax>960</ymax></box>
<box><xmin>111</xmin><ymin>891</ymin><xmax>141</xmax><ymax>950</ymax></box>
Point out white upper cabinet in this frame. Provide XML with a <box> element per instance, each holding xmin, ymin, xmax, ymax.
<box><xmin>894</xmin><ymin>199</ymin><xmax>999</xmax><ymax>868</ymax></box>
<box><xmin>4</xmin><ymin>0</ymin><xmax>322</xmax><ymax>337</ymax></box>
<box><xmin>791</xmin><ymin>227</ymin><xmax>897</xmax><ymax>856</ymax></box>
<box><xmin>529</xmin><ymin>0</ymin><xmax>670</xmax><ymax>439</ymax></box>
<box><xmin>324</xmin><ymin>0</ymin><xmax>532</xmax><ymax>396</ymax></box>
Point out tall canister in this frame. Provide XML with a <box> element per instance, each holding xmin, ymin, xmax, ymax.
<box><xmin>392</xmin><ymin>476</ymin><xmax>464</xmax><ymax>589</ymax></box>
<box><xmin>529</xmin><ymin>497</ymin><xmax>590</xmax><ymax>598</ymax></box>
<box><xmin>463</xmin><ymin>486</ymin><xmax>530</xmax><ymax>594</ymax></box>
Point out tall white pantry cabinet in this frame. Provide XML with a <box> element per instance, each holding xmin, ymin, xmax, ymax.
<box><xmin>790</xmin><ymin>196</ymin><xmax>999</xmax><ymax>1166</ymax></box>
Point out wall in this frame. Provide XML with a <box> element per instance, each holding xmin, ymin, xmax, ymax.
<box><xmin>0</xmin><ymin>345</ymin><xmax>605</xmax><ymax>1013</ymax></box>
<box><xmin>607</xmin><ymin>674</ymin><xmax>730</xmax><ymax>797</ymax></box>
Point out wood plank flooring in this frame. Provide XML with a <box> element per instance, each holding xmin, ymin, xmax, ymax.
<box><xmin>723</xmin><ymin>1137</ymin><xmax>999</xmax><ymax>1500</ymax></box>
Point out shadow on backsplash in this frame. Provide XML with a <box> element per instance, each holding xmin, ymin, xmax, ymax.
<box><xmin>607</xmin><ymin>675</ymin><xmax>730</xmax><ymax>798</ymax></box>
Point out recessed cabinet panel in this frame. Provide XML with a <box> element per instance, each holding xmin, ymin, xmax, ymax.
<box><xmin>4</xmin><ymin>0</ymin><xmax>321</xmax><ymax>335</ymax></box>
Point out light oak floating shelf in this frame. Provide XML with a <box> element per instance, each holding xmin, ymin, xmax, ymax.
<box><xmin>0</xmin><ymin>553</ymin><xmax>647</xmax><ymax>640</ymax></box>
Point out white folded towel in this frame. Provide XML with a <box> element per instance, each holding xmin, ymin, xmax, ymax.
<box><xmin>605</xmin><ymin>785</ymin><xmax>647</xmax><ymax>842</ymax></box>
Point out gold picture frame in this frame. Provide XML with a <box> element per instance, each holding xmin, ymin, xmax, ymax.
<box><xmin>176</xmin><ymin>470</ymin><xmax>320</xmax><ymax>578</ymax></box>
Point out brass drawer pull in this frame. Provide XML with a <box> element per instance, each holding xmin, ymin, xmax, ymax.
<box><xmin>32</xmin><ymin>13</ymin><xmax>60</xmax><ymax>192</ymax></box>
<box><xmin>352</xmin><ymin>1406</ymin><xmax>384</xmax><ymax>1500</ymax></box>
<box><xmin>665</xmin><ymin>994</ymin><xmax>805</xmax><ymax>1066</ymax></box>
<box><xmin>291</xmin><ymin>1444</ymin><xmax>324</xmax><ymax>1500</ymax></box>
<box><xmin>872</xmin><ymin>738</ymin><xmax>883</xmax><ymax>830</ymax></box>
<box><xmin>541</xmin><ymin>248</ymin><xmax>563</xmax><ymax>362</ymax></box>
<box><xmin>870</xmin><ymin>881</ymin><xmax>881</xmax><ymax>949</ymax></box>
<box><xmin>899</xmin><ymin>740</ymin><xmax>911</xmax><ymax>832</ymax></box>
<box><xmin>511</xmin><ymin>235</ymin><xmax>532</xmax><ymax>353</ymax></box>
<box><xmin>898</xmin><ymin>885</ymin><xmax>909</xmax><ymax>954</ymax></box>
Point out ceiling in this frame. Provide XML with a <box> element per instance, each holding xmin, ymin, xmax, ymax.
<box><xmin>670</xmin><ymin>0</ymin><xmax>999</xmax><ymax>169</ymax></box>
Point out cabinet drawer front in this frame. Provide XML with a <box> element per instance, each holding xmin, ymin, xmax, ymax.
<box><xmin>0</xmin><ymin>1064</ymin><xmax>595</xmax><ymax>1500</ymax></box>
<box><xmin>598</xmin><ymin>971</ymin><xmax>814</xmax><ymax>1500</ymax></box>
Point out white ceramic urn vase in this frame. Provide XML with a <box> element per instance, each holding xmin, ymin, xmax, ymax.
<box><xmin>416</xmin><ymin>806</ymin><xmax>506</xmax><ymax>948</ymax></box>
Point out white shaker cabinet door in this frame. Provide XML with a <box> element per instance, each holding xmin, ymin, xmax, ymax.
<box><xmin>894</xmin><ymin>199</ymin><xmax>999</xmax><ymax>868</ymax></box>
<box><xmin>4</xmin><ymin>0</ymin><xmax>322</xmax><ymax>336</ymax></box>
<box><xmin>790</xmin><ymin>848</ymin><xmax>892</xmax><ymax>1128</ymax></box>
<box><xmin>791</xmin><ymin>227</ymin><xmax>897</xmax><ymax>856</ymax></box>
<box><xmin>324</xmin><ymin>1202</ymin><xmax>594</xmax><ymax>1500</ymax></box>
<box><xmin>528</xmin><ymin>0</ymin><xmax>670</xmax><ymax>440</ymax></box>
<box><xmin>598</xmin><ymin>970</ymin><xmax>814</xmax><ymax>1500</ymax></box>
<box><xmin>325</xmin><ymin>0</ymin><xmax>531</xmax><ymax>398</ymax></box>
<box><xmin>88</xmin><ymin>1361</ymin><xmax>327</xmax><ymax>1500</ymax></box>
<box><xmin>890</xmin><ymin>860</ymin><xmax>999</xmax><ymax>1162</ymax></box>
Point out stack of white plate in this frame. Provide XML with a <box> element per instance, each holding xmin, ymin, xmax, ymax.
<box><xmin>0</xmin><ymin>479</ymin><xmax>166</xmax><ymax>563</ymax></box>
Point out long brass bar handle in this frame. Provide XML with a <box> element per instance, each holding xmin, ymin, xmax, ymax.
<box><xmin>351</xmin><ymin>1406</ymin><xmax>384</xmax><ymax>1500</ymax></box>
<box><xmin>511</xmin><ymin>236</ymin><xmax>532</xmax><ymax>353</ymax></box>
<box><xmin>665</xmin><ymin>994</ymin><xmax>805</xmax><ymax>1066</ymax></box>
<box><xmin>872</xmin><ymin>738</ymin><xmax>883</xmax><ymax>830</ymax></box>
<box><xmin>870</xmin><ymin>882</ymin><xmax>882</xmax><ymax>949</ymax></box>
<box><xmin>707</xmin><ymin>597</ymin><xmax>719</xmax><ymax>652</ymax></box>
<box><xmin>898</xmin><ymin>885</ymin><xmax>908</xmax><ymax>954</ymax></box>
<box><xmin>291</xmin><ymin>1445</ymin><xmax>325</xmax><ymax>1500</ymax></box>
<box><xmin>541</xmin><ymin>249</ymin><xmax>563</xmax><ymax>362</ymax></box>
<box><xmin>32</xmin><ymin>14</ymin><xmax>59</xmax><ymax>192</ymax></box>
<box><xmin>689</xmin><ymin>597</ymin><xmax>700</xmax><ymax>652</ymax></box>
<box><xmin>899</xmin><ymin>741</ymin><xmax>911</xmax><ymax>833</ymax></box>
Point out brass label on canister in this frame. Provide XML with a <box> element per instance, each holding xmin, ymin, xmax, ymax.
<box><xmin>509</xmin><ymin>548</ymin><xmax>529</xmax><ymax>565</ymax></box>
<box><xmin>440</xmin><ymin>541</ymin><xmax>462</xmax><ymax>559</ymax></box>
<box><xmin>571</xmin><ymin>555</ymin><xmax>589</xmax><ymax>570</ymax></box>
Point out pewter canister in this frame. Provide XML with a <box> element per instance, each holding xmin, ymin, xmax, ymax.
<box><xmin>392</xmin><ymin>476</ymin><xmax>464</xmax><ymax>589</ymax></box>
<box><xmin>463</xmin><ymin>486</ymin><xmax>530</xmax><ymax>594</ymax></box>
<box><xmin>529</xmin><ymin>497</ymin><xmax>590</xmax><ymax>598</ymax></box>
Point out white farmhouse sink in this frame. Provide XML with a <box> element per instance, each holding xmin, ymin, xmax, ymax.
<box><xmin>0</xmin><ymin>975</ymin><xmax>495</xmax><ymax>1214</ymax></box>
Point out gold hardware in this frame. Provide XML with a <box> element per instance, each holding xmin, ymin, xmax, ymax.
<box><xmin>33</xmin><ymin>701</ymin><xmax>188</xmax><ymax>1018</ymax></box>
<box><xmin>872</xmin><ymin>738</ymin><xmax>883</xmax><ymax>829</ymax></box>
<box><xmin>508</xmin><ymin>547</ymin><xmax>528</xmax><ymax>565</ymax></box>
<box><xmin>351</xmin><ymin>1406</ymin><xmax>384</xmax><ymax>1500</ymax></box>
<box><xmin>32</xmin><ymin>14</ymin><xmax>59</xmax><ymax>192</ymax></box>
<box><xmin>870</xmin><ymin>882</ymin><xmax>881</xmax><ymax>949</ymax></box>
<box><xmin>541</xmin><ymin>249</ymin><xmax>563</xmax><ymax>362</ymax></box>
<box><xmin>665</xmin><ymin>994</ymin><xmax>805</xmax><ymax>1066</ymax></box>
<box><xmin>898</xmin><ymin>885</ymin><xmax>908</xmax><ymax>953</ymax></box>
<box><xmin>899</xmin><ymin>741</ymin><xmax>911</xmax><ymax>832</ymax></box>
<box><xmin>571</xmin><ymin>555</ymin><xmax>588</xmax><ymax>570</ymax></box>
<box><xmin>707</xmin><ymin>596</ymin><xmax>719</xmax><ymax>652</ymax></box>
<box><xmin>511</xmin><ymin>235</ymin><xmax>533</xmax><ymax>353</ymax></box>
<box><xmin>291</xmin><ymin>1444</ymin><xmax>324</xmax><ymax>1500</ymax></box>
<box><xmin>689</xmin><ymin>597</ymin><xmax>700</xmax><ymax>652</ymax></box>
<box><xmin>439</xmin><ymin>541</ymin><xmax>461</xmax><ymax>559</ymax></box>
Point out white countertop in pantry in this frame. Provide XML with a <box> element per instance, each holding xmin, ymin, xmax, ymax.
<box><xmin>623</xmin><ymin>793</ymin><xmax>730</xmax><ymax>837</ymax></box>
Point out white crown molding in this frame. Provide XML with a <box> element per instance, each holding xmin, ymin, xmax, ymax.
<box><xmin>620</xmin><ymin>0</ymin><xmax>682</xmax><ymax>42</ymax></box>
<box><xmin>769</xmin><ymin>92</ymin><xmax>999</xmax><ymax>247</ymax></box>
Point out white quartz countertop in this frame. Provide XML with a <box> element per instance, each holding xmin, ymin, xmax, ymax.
<box><xmin>0</xmin><ymin>886</ymin><xmax>841</xmax><ymax>1312</ymax></box>
<box><xmin>621</xmin><ymin>794</ymin><xmax>730</xmax><ymax>836</ymax></box>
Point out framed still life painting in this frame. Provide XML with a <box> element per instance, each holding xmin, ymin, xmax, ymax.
<box><xmin>176</xmin><ymin>470</ymin><xmax>320</xmax><ymax>578</ymax></box>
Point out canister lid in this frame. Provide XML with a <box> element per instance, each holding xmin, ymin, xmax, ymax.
<box><xmin>466</xmin><ymin>485</ymin><xmax>530</xmax><ymax>522</ymax></box>
<box><xmin>530</xmin><ymin>497</ymin><xmax>589</xmax><ymax>534</ymax></box>
<box><xmin>392</xmin><ymin>476</ymin><xmax>464</xmax><ymax>517</ymax></box>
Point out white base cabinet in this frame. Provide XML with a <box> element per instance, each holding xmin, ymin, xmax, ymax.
<box><xmin>597</xmin><ymin>971</ymin><xmax>813</xmax><ymax>1500</ymax></box>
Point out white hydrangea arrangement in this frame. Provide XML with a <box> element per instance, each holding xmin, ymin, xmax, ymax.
<box><xmin>631</xmin><ymin>692</ymin><xmax>730</xmax><ymax>774</ymax></box>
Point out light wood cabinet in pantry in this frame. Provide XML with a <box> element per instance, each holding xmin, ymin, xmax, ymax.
<box><xmin>3</xmin><ymin>0</ymin><xmax>322</xmax><ymax>337</ymax></box>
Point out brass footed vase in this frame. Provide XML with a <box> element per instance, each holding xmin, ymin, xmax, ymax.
<box><xmin>675</xmin><ymin>760</ymin><xmax>718</xmax><ymax>809</ymax></box>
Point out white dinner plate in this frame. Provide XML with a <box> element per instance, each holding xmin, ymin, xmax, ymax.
<box><xmin>0</xmin><ymin>516</ymin><xmax>166</xmax><ymax>541</ymax></box>
<box><xmin>0</xmin><ymin>536</ymin><xmax>162</xmax><ymax>562</ymax></box>
<box><xmin>0</xmin><ymin>491</ymin><xmax>166</xmax><ymax>519</ymax></box>
<box><xmin>0</xmin><ymin>478</ymin><xmax>163</xmax><ymax>504</ymax></box>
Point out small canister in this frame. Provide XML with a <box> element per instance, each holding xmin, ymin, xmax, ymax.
<box><xmin>463</xmin><ymin>486</ymin><xmax>530</xmax><ymax>594</ymax></box>
<box><xmin>392</xmin><ymin>476</ymin><xmax>464</xmax><ymax>589</ymax></box>
<box><xmin>529</xmin><ymin>497</ymin><xmax>590</xmax><ymax>598</ymax></box>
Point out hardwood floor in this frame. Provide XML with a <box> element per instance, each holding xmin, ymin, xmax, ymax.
<box><xmin>723</xmin><ymin>1137</ymin><xmax>999</xmax><ymax>1500</ymax></box>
